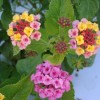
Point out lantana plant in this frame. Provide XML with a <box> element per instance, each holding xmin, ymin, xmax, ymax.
<box><xmin>0</xmin><ymin>0</ymin><xmax>100</xmax><ymax>100</ymax></box>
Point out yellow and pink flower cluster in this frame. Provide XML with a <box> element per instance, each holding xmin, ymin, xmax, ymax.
<box><xmin>7</xmin><ymin>11</ymin><xmax>41</xmax><ymax>50</ymax></box>
<box><xmin>68</xmin><ymin>18</ymin><xmax>100</xmax><ymax>58</ymax></box>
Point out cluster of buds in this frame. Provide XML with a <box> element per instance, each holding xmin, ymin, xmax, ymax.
<box><xmin>31</xmin><ymin>61</ymin><xmax>72</xmax><ymax>100</ymax></box>
<box><xmin>68</xmin><ymin>18</ymin><xmax>100</xmax><ymax>58</ymax></box>
<box><xmin>7</xmin><ymin>11</ymin><xmax>41</xmax><ymax>50</ymax></box>
<box><xmin>58</xmin><ymin>17</ymin><xmax>71</xmax><ymax>27</ymax></box>
<box><xmin>54</xmin><ymin>41</ymin><xmax>67</xmax><ymax>53</ymax></box>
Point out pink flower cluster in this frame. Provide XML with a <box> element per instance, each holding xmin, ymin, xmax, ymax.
<box><xmin>7</xmin><ymin>13</ymin><xmax>41</xmax><ymax>50</ymax></box>
<box><xmin>31</xmin><ymin>61</ymin><xmax>72</xmax><ymax>100</ymax></box>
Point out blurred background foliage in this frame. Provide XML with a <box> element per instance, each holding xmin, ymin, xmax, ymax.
<box><xmin>0</xmin><ymin>0</ymin><xmax>100</xmax><ymax>99</ymax></box>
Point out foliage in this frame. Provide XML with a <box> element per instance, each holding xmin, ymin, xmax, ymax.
<box><xmin>72</xmin><ymin>0</ymin><xmax>100</xmax><ymax>20</ymax></box>
<box><xmin>0</xmin><ymin>75</ymin><xmax>33</xmax><ymax>100</ymax></box>
<box><xmin>16</xmin><ymin>55</ymin><xmax>42</xmax><ymax>75</ymax></box>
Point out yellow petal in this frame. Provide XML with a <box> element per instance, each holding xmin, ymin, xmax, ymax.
<box><xmin>13</xmin><ymin>33</ymin><xmax>21</xmax><ymax>41</ymax></box>
<box><xmin>7</xmin><ymin>28</ymin><xmax>14</xmax><ymax>36</ymax></box>
<box><xmin>24</xmin><ymin>27</ymin><xmax>33</xmax><ymax>37</ymax></box>
<box><xmin>13</xmin><ymin>14</ymin><xmax>20</xmax><ymax>22</ymax></box>
<box><xmin>76</xmin><ymin>35</ymin><xmax>84</xmax><ymax>45</ymax></box>
<box><xmin>86</xmin><ymin>21</ymin><xmax>93</xmax><ymax>29</ymax></box>
<box><xmin>76</xmin><ymin>47</ymin><xmax>84</xmax><ymax>55</ymax></box>
<box><xmin>97</xmin><ymin>36</ymin><xmax>100</xmax><ymax>40</ymax></box>
<box><xmin>78</xmin><ymin>22</ymin><xmax>87</xmax><ymax>31</ymax></box>
<box><xmin>86</xmin><ymin>45</ymin><xmax>95</xmax><ymax>52</ymax></box>
<box><xmin>96</xmin><ymin>40</ymin><xmax>100</xmax><ymax>45</ymax></box>
<box><xmin>0</xmin><ymin>93</ymin><xmax>5</xmax><ymax>100</ymax></box>
<box><xmin>20</xmin><ymin>11</ymin><xmax>28</xmax><ymax>20</ymax></box>
<box><xmin>26</xmin><ymin>14</ymin><xmax>34</xmax><ymax>22</ymax></box>
<box><xmin>92</xmin><ymin>23</ymin><xmax>99</xmax><ymax>32</ymax></box>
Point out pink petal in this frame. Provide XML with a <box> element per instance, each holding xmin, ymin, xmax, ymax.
<box><xmin>30</xmin><ymin>21</ymin><xmax>41</xmax><ymax>30</ymax></box>
<box><xmin>31</xmin><ymin>31</ymin><xmax>41</xmax><ymax>41</ymax></box>
<box><xmin>72</xmin><ymin>20</ymin><xmax>79</xmax><ymax>28</ymax></box>
<box><xmin>21</xmin><ymin>35</ymin><xmax>31</xmax><ymax>46</ymax></box>
<box><xmin>43</xmin><ymin>75</ymin><xmax>52</xmax><ymax>85</ymax></box>
<box><xmin>81</xmin><ymin>18</ymin><xmax>88</xmax><ymax>23</ymax></box>
<box><xmin>39</xmin><ymin>89</ymin><xmax>46</xmax><ymax>98</ymax></box>
<box><xmin>34</xmin><ymin>14</ymin><xmax>41</xmax><ymax>21</ymax></box>
<box><xmin>17</xmin><ymin>41</ymin><xmax>26</xmax><ymax>50</ymax></box>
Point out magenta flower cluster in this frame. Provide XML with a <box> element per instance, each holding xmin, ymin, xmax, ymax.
<box><xmin>31</xmin><ymin>61</ymin><xmax>72</xmax><ymax>100</ymax></box>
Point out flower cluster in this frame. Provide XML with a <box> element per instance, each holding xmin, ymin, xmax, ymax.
<box><xmin>31</xmin><ymin>61</ymin><xmax>72</xmax><ymax>100</ymax></box>
<box><xmin>0</xmin><ymin>93</ymin><xmax>5</xmax><ymax>100</ymax></box>
<box><xmin>68</xmin><ymin>18</ymin><xmax>100</xmax><ymax>58</ymax></box>
<box><xmin>7</xmin><ymin>11</ymin><xmax>41</xmax><ymax>50</ymax></box>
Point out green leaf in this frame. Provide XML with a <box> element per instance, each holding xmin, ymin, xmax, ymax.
<box><xmin>27</xmin><ymin>39</ymin><xmax>48</xmax><ymax>54</ymax></box>
<box><xmin>0</xmin><ymin>42</ymin><xmax>13</xmax><ymax>59</ymax></box>
<box><xmin>1</xmin><ymin>10</ymin><xmax>12</xmax><ymax>29</ymax></box>
<box><xmin>0</xmin><ymin>77</ymin><xmax>19</xmax><ymax>88</ymax></box>
<box><xmin>62</xmin><ymin>57</ymin><xmax>74</xmax><ymax>74</ymax></box>
<box><xmin>43</xmin><ymin>53</ymin><xmax>65</xmax><ymax>65</ymax></box>
<box><xmin>97</xmin><ymin>3</ymin><xmax>100</xmax><ymax>27</ymax></box>
<box><xmin>16</xmin><ymin>55</ymin><xmax>42</xmax><ymax>75</ymax></box>
<box><xmin>0</xmin><ymin>69</ymin><xmax>20</xmax><ymax>88</ymax></box>
<box><xmin>0</xmin><ymin>0</ymin><xmax>3</xmax><ymax>10</ymax></box>
<box><xmin>0</xmin><ymin>76</ymin><xmax>33</xmax><ymax>100</ymax></box>
<box><xmin>66</xmin><ymin>54</ymin><xmax>84</xmax><ymax>69</ymax></box>
<box><xmin>45</xmin><ymin>0</ymin><xmax>74</xmax><ymax>36</ymax></box>
<box><xmin>82</xmin><ymin>55</ymin><xmax>95</xmax><ymax>67</ymax></box>
<box><xmin>0</xmin><ymin>0</ymin><xmax>3</xmax><ymax>6</ymax></box>
<box><xmin>0</xmin><ymin>30</ymin><xmax>8</xmax><ymax>40</ymax></box>
<box><xmin>40</xmin><ymin>28</ymin><xmax>49</xmax><ymax>41</ymax></box>
<box><xmin>34</xmin><ymin>97</ymin><xmax>41</xmax><ymax>100</ymax></box>
<box><xmin>2</xmin><ymin>0</ymin><xmax>12</xmax><ymax>10</ymax></box>
<box><xmin>61</xmin><ymin>84</ymin><xmax>75</xmax><ymax>100</ymax></box>
<box><xmin>0</xmin><ymin>62</ymin><xmax>13</xmax><ymax>82</ymax></box>
<box><xmin>77</xmin><ymin>0</ymin><xmax>99</xmax><ymax>20</ymax></box>
<box><xmin>13</xmin><ymin>46</ymin><xmax>20</xmax><ymax>56</ymax></box>
<box><xmin>66</xmin><ymin>54</ymin><xmax>95</xmax><ymax>69</ymax></box>
<box><xmin>41</xmin><ymin>0</ymin><xmax>50</xmax><ymax>10</ymax></box>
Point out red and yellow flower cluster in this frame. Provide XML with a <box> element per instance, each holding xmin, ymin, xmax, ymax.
<box><xmin>68</xmin><ymin>18</ymin><xmax>100</xmax><ymax>58</ymax></box>
<box><xmin>7</xmin><ymin>11</ymin><xmax>41</xmax><ymax>50</ymax></box>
